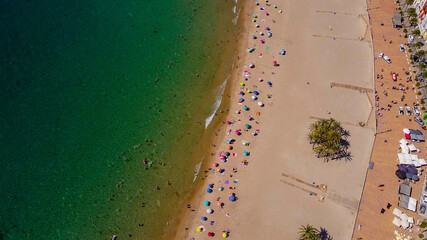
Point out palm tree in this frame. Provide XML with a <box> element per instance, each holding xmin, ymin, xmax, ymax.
<box><xmin>308</xmin><ymin>118</ymin><xmax>348</xmax><ymax>159</ymax></box>
<box><xmin>410</xmin><ymin>17</ymin><xmax>418</xmax><ymax>26</ymax></box>
<box><xmin>413</xmin><ymin>29</ymin><xmax>421</xmax><ymax>37</ymax></box>
<box><xmin>299</xmin><ymin>224</ymin><xmax>320</xmax><ymax>240</ymax></box>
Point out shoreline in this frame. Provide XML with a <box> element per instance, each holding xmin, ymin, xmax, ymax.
<box><xmin>171</xmin><ymin>0</ymin><xmax>375</xmax><ymax>239</ymax></box>
<box><xmin>161</xmin><ymin>2</ymin><xmax>248</xmax><ymax>238</ymax></box>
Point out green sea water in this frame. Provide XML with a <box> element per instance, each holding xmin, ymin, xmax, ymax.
<box><xmin>0</xmin><ymin>0</ymin><xmax>238</xmax><ymax>239</ymax></box>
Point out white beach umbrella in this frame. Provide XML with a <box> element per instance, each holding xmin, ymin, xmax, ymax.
<box><xmin>258</xmin><ymin>102</ymin><xmax>264</xmax><ymax>107</ymax></box>
<box><xmin>403</xmin><ymin>128</ymin><xmax>410</xmax><ymax>134</ymax></box>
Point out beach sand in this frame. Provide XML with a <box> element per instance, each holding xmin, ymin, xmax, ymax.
<box><xmin>170</xmin><ymin>0</ymin><xmax>375</xmax><ymax>239</ymax></box>
<box><xmin>352</xmin><ymin>0</ymin><xmax>427</xmax><ymax>239</ymax></box>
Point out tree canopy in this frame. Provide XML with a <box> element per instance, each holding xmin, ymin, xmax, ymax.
<box><xmin>299</xmin><ymin>225</ymin><xmax>320</xmax><ymax>240</ymax></box>
<box><xmin>308</xmin><ymin>118</ymin><xmax>349</xmax><ymax>160</ymax></box>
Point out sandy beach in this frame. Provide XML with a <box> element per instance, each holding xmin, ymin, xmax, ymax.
<box><xmin>170</xmin><ymin>0</ymin><xmax>375</xmax><ymax>239</ymax></box>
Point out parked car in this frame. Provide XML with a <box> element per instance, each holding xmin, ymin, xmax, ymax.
<box><xmin>414</xmin><ymin>107</ymin><xmax>420</xmax><ymax>115</ymax></box>
<box><xmin>378</xmin><ymin>52</ymin><xmax>384</xmax><ymax>58</ymax></box>
<box><xmin>409</xmin><ymin>34</ymin><xmax>414</xmax><ymax>43</ymax></box>
<box><xmin>406</xmin><ymin>107</ymin><xmax>412</xmax><ymax>116</ymax></box>
<box><xmin>415</xmin><ymin>117</ymin><xmax>425</xmax><ymax>126</ymax></box>
<box><xmin>422</xmin><ymin>194</ymin><xmax>427</xmax><ymax>204</ymax></box>
<box><xmin>400</xmin><ymin>44</ymin><xmax>405</xmax><ymax>52</ymax></box>
<box><xmin>384</xmin><ymin>56</ymin><xmax>392</xmax><ymax>64</ymax></box>
<box><xmin>399</xmin><ymin>106</ymin><xmax>404</xmax><ymax>115</ymax></box>
<box><xmin>421</xmin><ymin>204</ymin><xmax>426</xmax><ymax>214</ymax></box>
<box><xmin>392</xmin><ymin>73</ymin><xmax>397</xmax><ymax>81</ymax></box>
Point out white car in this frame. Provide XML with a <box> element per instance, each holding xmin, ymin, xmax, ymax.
<box><xmin>399</xmin><ymin>106</ymin><xmax>404</xmax><ymax>115</ymax></box>
<box><xmin>378</xmin><ymin>52</ymin><xmax>384</xmax><ymax>58</ymax></box>
<box><xmin>423</xmin><ymin>194</ymin><xmax>427</xmax><ymax>204</ymax></box>
<box><xmin>406</xmin><ymin>106</ymin><xmax>412</xmax><ymax>116</ymax></box>
<box><xmin>400</xmin><ymin>44</ymin><xmax>405</xmax><ymax>52</ymax></box>
<box><xmin>384</xmin><ymin>56</ymin><xmax>392</xmax><ymax>64</ymax></box>
<box><xmin>409</xmin><ymin>35</ymin><xmax>414</xmax><ymax>43</ymax></box>
<box><xmin>414</xmin><ymin>107</ymin><xmax>420</xmax><ymax>115</ymax></box>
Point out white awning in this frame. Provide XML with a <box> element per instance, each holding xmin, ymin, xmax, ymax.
<box><xmin>419</xmin><ymin>159</ymin><xmax>427</xmax><ymax>166</ymax></box>
<box><xmin>401</xmin><ymin>144</ymin><xmax>409</xmax><ymax>154</ymax></box>
<box><xmin>408</xmin><ymin>144</ymin><xmax>417</xmax><ymax>152</ymax></box>
<box><xmin>398</xmin><ymin>153</ymin><xmax>412</xmax><ymax>165</ymax></box>
<box><xmin>393</xmin><ymin>208</ymin><xmax>403</xmax><ymax>217</ymax></box>
<box><xmin>400</xmin><ymin>138</ymin><xmax>408</xmax><ymax>145</ymax></box>
<box><xmin>408</xmin><ymin>197</ymin><xmax>417</xmax><ymax>212</ymax></box>
<box><xmin>413</xmin><ymin>160</ymin><xmax>422</xmax><ymax>167</ymax></box>
<box><xmin>393</xmin><ymin>217</ymin><xmax>402</xmax><ymax>227</ymax></box>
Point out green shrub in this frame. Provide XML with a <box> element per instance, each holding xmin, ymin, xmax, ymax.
<box><xmin>418</xmin><ymin>91</ymin><xmax>422</xmax><ymax>95</ymax></box>
<box><xmin>421</xmin><ymin>99</ymin><xmax>425</xmax><ymax>104</ymax></box>
<box><xmin>403</xmin><ymin>28</ymin><xmax>408</xmax><ymax>33</ymax></box>
<box><xmin>417</xmin><ymin>82</ymin><xmax>421</xmax><ymax>87</ymax></box>
<box><xmin>422</xmin><ymin>106</ymin><xmax>426</xmax><ymax>111</ymax></box>
<box><xmin>419</xmin><ymin>233</ymin><xmax>424</xmax><ymax>238</ymax></box>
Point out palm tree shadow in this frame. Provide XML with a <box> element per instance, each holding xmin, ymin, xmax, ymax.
<box><xmin>318</xmin><ymin>227</ymin><xmax>333</xmax><ymax>240</ymax></box>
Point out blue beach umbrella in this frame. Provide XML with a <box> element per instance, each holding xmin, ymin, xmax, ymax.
<box><xmin>252</xmin><ymin>35</ymin><xmax>257</xmax><ymax>39</ymax></box>
<box><xmin>253</xmin><ymin>14</ymin><xmax>257</xmax><ymax>18</ymax></box>
<box><xmin>243</xmin><ymin>151</ymin><xmax>249</xmax><ymax>156</ymax></box>
<box><xmin>201</xmin><ymin>217</ymin><xmax>207</xmax><ymax>221</ymax></box>
<box><xmin>253</xmin><ymin>91</ymin><xmax>259</xmax><ymax>95</ymax></box>
<box><xmin>267</xmin><ymin>81</ymin><xmax>272</xmax><ymax>86</ymax></box>
<box><xmin>208</xmin><ymin>184</ymin><xmax>214</xmax><ymax>188</ymax></box>
<box><xmin>239</xmin><ymin>91</ymin><xmax>245</xmax><ymax>96</ymax></box>
<box><xmin>245</xmin><ymin>124</ymin><xmax>252</xmax><ymax>129</ymax></box>
<box><xmin>229</xmin><ymin>194</ymin><xmax>237</xmax><ymax>202</ymax></box>
<box><xmin>239</xmin><ymin>98</ymin><xmax>244</xmax><ymax>103</ymax></box>
<box><xmin>204</xmin><ymin>201</ymin><xmax>210</xmax><ymax>206</ymax></box>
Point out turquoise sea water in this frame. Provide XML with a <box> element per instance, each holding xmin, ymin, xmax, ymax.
<box><xmin>0</xmin><ymin>0</ymin><xmax>237</xmax><ymax>239</ymax></box>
